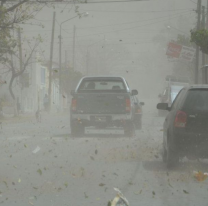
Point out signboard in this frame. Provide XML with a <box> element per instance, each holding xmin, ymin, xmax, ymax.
<box><xmin>166</xmin><ymin>42</ymin><xmax>196</xmax><ymax>62</ymax></box>
<box><xmin>166</xmin><ymin>42</ymin><xmax>182</xmax><ymax>58</ymax></box>
<box><xmin>179</xmin><ymin>46</ymin><xmax>196</xmax><ymax>62</ymax></box>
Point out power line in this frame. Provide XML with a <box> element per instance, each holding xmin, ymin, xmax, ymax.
<box><xmin>63</xmin><ymin>10</ymin><xmax>194</xmax><ymax>39</ymax></box>
<box><xmin>79</xmin><ymin>8</ymin><xmax>195</xmax><ymax>14</ymax></box>
<box><xmin>6</xmin><ymin>0</ymin><xmax>148</xmax><ymax>4</ymax></box>
<box><xmin>77</xmin><ymin>10</ymin><xmax>195</xmax><ymax>30</ymax></box>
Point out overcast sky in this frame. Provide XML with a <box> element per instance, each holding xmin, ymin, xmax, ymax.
<box><xmin>19</xmin><ymin>0</ymin><xmax>197</xmax><ymax>63</ymax></box>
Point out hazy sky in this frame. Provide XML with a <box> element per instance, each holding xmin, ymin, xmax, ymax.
<box><xmin>20</xmin><ymin>0</ymin><xmax>198</xmax><ymax>64</ymax></box>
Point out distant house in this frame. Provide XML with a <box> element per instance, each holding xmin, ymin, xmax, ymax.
<box><xmin>0</xmin><ymin>53</ymin><xmax>60</xmax><ymax>114</ymax></box>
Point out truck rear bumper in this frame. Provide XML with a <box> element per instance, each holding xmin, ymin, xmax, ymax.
<box><xmin>70</xmin><ymin>114</ymin><xmax>132</xmax><ymax>128</ymax></box>
<box><xmin>71</xmin><ymin>114</ymin><xmax>131</xmax><ymax>121</ymax></box>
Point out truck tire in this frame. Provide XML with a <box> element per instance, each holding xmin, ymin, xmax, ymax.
<box><xmin>71</xmin><ymin>121</ymin><xmax>85</xmax><ymax>137</ymax></box>
<box><xmin>124</xmin><ymin>121</ymin><xmax>135</xmax><ymax>137</ymax></box>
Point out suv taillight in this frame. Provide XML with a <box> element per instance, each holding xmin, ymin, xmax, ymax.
<box><xmin>71</xmin><ymin>98</ymin><xmax>77</xmax><ymax>111</ymax></box>
<box><xmin>174</xmin><ymin>110</ymin><xmax>187</xmax><ymax>128</ymax></box>
<box><xmin>126</xmin><ymin>99</ymin><xmax>131</xmax><ymax>112</ymax></box>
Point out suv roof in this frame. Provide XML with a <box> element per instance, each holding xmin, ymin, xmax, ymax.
<box><xmin>186</xmin><ymin>85</ymin><xmax>208</xmax><ymax>89</ymax></box>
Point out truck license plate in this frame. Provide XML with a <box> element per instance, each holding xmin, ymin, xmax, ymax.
<box><xmin>95</xmin><ymin>116</ymin><xmax>106</xmax><ymax>122</ymax></box>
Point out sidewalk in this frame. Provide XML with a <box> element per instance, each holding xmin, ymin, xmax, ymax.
<box><xmin>0</xmin><ymin>110</ymin><xmax>69</xmax><ymax>124</ymax></box>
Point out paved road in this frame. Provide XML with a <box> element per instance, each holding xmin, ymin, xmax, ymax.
<box><xmin>0</xmin><ymin>105</ymin><xmax>208</xmax><ymax>206</ymax></box>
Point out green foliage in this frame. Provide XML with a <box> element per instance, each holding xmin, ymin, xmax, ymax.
<box><xmin>0</xmin><ymin>1</ymin><xmax>43</xmax><ymax>63</ymax></box>
<box><xmin>191</xmin><ymin>29</ymin><xmax>208</xmax><ymax>54</ymax></box>
<box><xmin>176</xmin><ymin>34</ymin><xmax>194</xmax><ymax>47</ymax></box>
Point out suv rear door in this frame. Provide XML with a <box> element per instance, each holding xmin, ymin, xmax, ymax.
<box><xmin>182</xmin><ymin>89</ymin><xmax>208</xmax><ymax>134</ymax></box>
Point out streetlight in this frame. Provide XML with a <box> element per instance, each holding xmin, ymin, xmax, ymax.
<box><xmin>58</xmin><ymin>12</ymin><xmax>88</xmax><ymax>110</ymax></box>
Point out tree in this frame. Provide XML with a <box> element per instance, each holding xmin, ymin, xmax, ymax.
<box><xmin>3</xmin><ymin>35</ymin><xmax>43</xmax><ymax>101</ymax></box>
<box><xmin>0</xmin><ymin>0</ymin><xmax>44</xmax><ymax>61</ymax></box>
<box><xmin>191</xmin><ymin>29</ymin><xmax>208</xmax><ymax>55</ymax></box>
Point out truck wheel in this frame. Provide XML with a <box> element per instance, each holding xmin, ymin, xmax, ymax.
<box><xmin>124</xmin><ymin>121</ymin><xmax>135</xmax><ymax>137</ymax></box>
<box><xmin>71</xmin><ymin>122</ymin><xmax>85</xmax><ymax>137</ymax></box>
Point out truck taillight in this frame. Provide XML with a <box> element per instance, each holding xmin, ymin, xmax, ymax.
<box><xmin>174</xmin><ymin>110</ymin><xmax>187</xmax><ymax>128</ymax></box>
<box><xmin>126</xmin><ymin>99</ymin><xmax>131</xmax><ymax>112</ymax></box>
<box><xmin>71</xmin><ymin>98</ymin><xmax>77</xmax><ymax>111</ymax></box>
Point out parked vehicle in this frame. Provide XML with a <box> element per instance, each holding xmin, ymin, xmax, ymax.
<box><xmin>157</xmin><ymin>85</ymin><xmax>208</xmax><ymax>168</ymax></box>
<box><xmin>70</xmin><ymin>76</ymin><xmax>139</xmax><ymax>137</ymax></box>
<box><xmin>132</xmin><ymin>96</ymin><xmax>144</xmax><ymax>130</ymax></box>
<box><xmin>158</xmin><ymin>75</ymin><xmax>189</xmax><ymax>116</ymax></box>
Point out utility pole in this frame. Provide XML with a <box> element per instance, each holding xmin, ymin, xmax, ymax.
<box><xmin>17</xmin><ymin>27</ymin><xmax>23</xmax><ymax>112</ymax></box>
<box><xmin>65</xmin><ymin>50</ymin><xmax>67</xmax><ymax>69</ymax></box>
<box><xmin>86</xmin><ymin>50</ymin><xmax>89</xmax><ymax>75</ymax></box>
<box><xmin>17</xmin><ymin>28</ymin><xmax>23</xmax><ymax>81</ymax></box>
<box><xmin>206</xmin><ymin>0</ymin><xmax>208</xmax><ymax>84</ymax></box>
<box><xmin>72</xmin><ymin>25</ymin><xmax>76</xmax><ymax>71</ymax></box>
<box><xmin>48</xmin><ymin>11</ymin><xmax>56</xmax><ymax>112</ymax></box>
<box><xmin>59</xmin><ymin>24</ymin><xmax>62</xmax><ymax>111</ymax></box>
<box><xmin>202</xmin><ymin>6</ymin><xmax>205</xmax><ymax>83</ymax></box>
<box><xmin>195</xmin><ymin>0</ymin><xmax>201</xmax><ymax>84</ymax></box>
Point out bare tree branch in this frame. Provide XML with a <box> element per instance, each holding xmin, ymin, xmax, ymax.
<box><xmin>6</xmin><ymin>0</ymin><xmax>29</xmax><ymax>13</ymax></box>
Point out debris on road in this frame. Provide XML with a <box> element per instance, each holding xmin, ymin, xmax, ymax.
<box><xmin>99</xmin><ymin>183</ymin><xmax>105</xmax><ymax>187</ymax></box>
<box><xmin>183</xmin><ymin>190</ymin><xmax>189</xmax><ymax>194</ymax></box>
<box><xmin>193</xmin><ymin>171</ymin><xmax>208</xmax><ymax>182</ymax></box>
<box><xmin>32</xmin><ymin>146</ymin><xmax>40</xmax><ymax>154</ymax></box>
<box><xmin>109</xmin><ymin>188</ymin><xmax>129</xmax><ymax>206</ymax></box>
<box><xmin>37</xmin><ymin>169</ymin><xmax>42</xmax><ymax>175</ymax></box>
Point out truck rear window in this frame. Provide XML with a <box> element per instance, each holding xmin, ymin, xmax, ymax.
<box><xmin>78</xmin><ymin>80</ymin><xmax>126</xmax><ymax>92</ymax></box>
<box><xmin>183</xmin><ymin>89</ymin><xmax>208</xmax><ymax>112</ymax></box>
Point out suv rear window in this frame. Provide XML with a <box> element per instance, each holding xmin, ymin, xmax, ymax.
<box><xmin>78</xmin><ymin>80</ymin><xmax>126</xmax><ymax>92</ymax></box>
<box><xmin>183</xmin><ymin>89</ymin><xmax>208</xmax><ymax>112</ymax></box>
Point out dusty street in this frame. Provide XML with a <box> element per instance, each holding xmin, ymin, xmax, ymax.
<box><xmin>0</xmin><ymin>101</ymin><xmax>208</xmax><ymax>206</ymax></box>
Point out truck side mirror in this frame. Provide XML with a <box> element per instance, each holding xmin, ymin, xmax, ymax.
<box><xmin>131</xmin><ymin>89</ymin><xmax>138</xmax><ymax>96</ymax></box>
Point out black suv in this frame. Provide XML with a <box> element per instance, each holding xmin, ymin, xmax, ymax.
<box><xmin>157</xmin><ymin>85</ymin><xmax>208</xmax><ymax>168</ymax></box>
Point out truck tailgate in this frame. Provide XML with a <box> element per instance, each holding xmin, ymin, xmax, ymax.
<box><xmin>76</xmin><ymin>93</ymin><xmax>128</xmax><ymax>114</ymax></box>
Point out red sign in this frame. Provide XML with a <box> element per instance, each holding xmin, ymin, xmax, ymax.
<box><xmin>166</xmin><ymin>42</ymin><xmax>182</xmax><ymax>58</ymax></box>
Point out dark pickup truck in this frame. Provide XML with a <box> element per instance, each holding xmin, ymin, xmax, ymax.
<box><xmin>70</xmin><ymin>76</ymin><xmax>141</xmax><ymax>136</ymax></box>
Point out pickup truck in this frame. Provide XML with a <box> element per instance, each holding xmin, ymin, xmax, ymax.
<box><xmin>70</xmin><ymin>76</ymin><xmax>140</xmax><ymax>137</ymax></box>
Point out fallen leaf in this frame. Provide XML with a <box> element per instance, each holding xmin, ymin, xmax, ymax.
<box><xmin>183</xmin><ymin>190</ymin><xmax>189</xmax><ymax>194</ymax></box>
<box><xmin>64</xmin><ymin>183</ymin><xmax>68</xmax><ymax>188</ymax></box>
<box><xmin>24</xmin><ymin>144</ymin><xmax>27</xmax><ymax>148</ymax></box>
<box><xmin>84</xmin><ymin>192</ymin><xmax>88</xmax><ymax>198</ymax></box>
<box><xmin>3</xmin><ymin>181</ymin><xmax>7</xmax><ymax>187</ymax></box>
<box><xmin>99</xmin><ymin>183</ymin><xmax>105</xmax><ymax>187</ymax></box>
<box><xmin>37</xmin><ymin>169</ymin><xmax>42</xmax><ymax>175</ymax></box>
<box><xmin>152</xmin><ymin>191</ymin><xmax>155</xmax><ymax>195</ymax></box>
<box><xmin>18</xmin><ymin>178</ymin><xmax>21</xmax><ymax>183</ymax></box>
<box><xmin>194</xmin><ymin>171</ymin><xmax>208</xmax><ymax>182</ymax></box>
<box><xmin>29</xmin><ymin>201</ymin><xmax>34</xmax><ymax>205</ymax></box>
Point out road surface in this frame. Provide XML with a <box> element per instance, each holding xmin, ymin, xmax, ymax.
<box><xmin>0</xmin><ymin>102</ymin><xmax>208</xmax><ymax>206</ymax></box>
